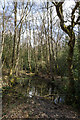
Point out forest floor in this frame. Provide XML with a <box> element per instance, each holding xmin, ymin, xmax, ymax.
<box><xmin>2</xmin><ymin>72</ymin><xmax>80</xmax><ymax>119</ymax></box>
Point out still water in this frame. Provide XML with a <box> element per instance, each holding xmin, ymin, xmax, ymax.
<box><xmin>18</xmin><ymin>76</ymin><xmax>65</xmax><ymax>104</ymax></box>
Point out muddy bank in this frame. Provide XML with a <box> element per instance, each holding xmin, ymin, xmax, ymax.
<box><xmin>2</xmin><ymin>84</ymin><xmax>79</xmax><ymax>119</ymax></box>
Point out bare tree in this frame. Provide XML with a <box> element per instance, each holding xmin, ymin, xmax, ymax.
<box><xmin>47</xmin><ymin>2</ymin><xmax>54</xmax><ymax>81</ymax></box>
<box><xmin>10</xmin><ymin>2</ymin><xmax>17</xmax><ymax>76</ymax></box>
<box><xmin>52</xmin><ymin>1</ymin><xmax>80</xmax><ymax>100</ymax></box>
<box><xmin>1</xmin><ymin>0</ymin><xmax>5</xmax><ymax>67</ymax></box>
<box><xmin>50</xmin><ymin>7</ymin><xmax>55</xmax><ymax>80</ymax></box>
<box><xmin>33</xmin><ymin>16</ymin><xmax>38</xmax><ymax>74</ymax></box>
<box><xmin>15</xmin><ymin>2</ymin><xmax>23</xmax><ymax>76</ymax></box>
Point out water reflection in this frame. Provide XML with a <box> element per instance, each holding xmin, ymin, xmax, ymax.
<box><xmin>19</xmin><ymin>77</ymin><xmax>65</xmax><ymax>104</ymax></box>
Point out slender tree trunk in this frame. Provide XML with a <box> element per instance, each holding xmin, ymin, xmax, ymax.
<box><xmin>10</xmin><ymin>2</ymin><xmax>17</xmax><ymax>75</ymax></box>
<box><xmin>44</xmin><ymin>8</ymin><xmax>49</xmax><ymax>68</ymax></box>
<box><xmin>8</xmin><ymin>2</ymin><xmax>17</xmax><ymax>86</ymax></box>
<box><xmin>78</xmin><ymin>6</ymin><xmax>80</xmax><ymax>81</ymax></box>
<box><xmin>47</xmin><ymin>3</ymin><xmax>51</xmax><ymax>74</ymax></box>
<box><xmin>1</xmin><ymin>0</ymin><xmax>5</xmax><ymax>67</ymax></box>
<box><xmin>45</xmin><ymin>26</ymin><xmax>49</xmax><ymax>65</ymax></box>
<box><xmin>15</xmin><ymin>2</ymin><xmax>24</xmax><ymax>76</ymax></box>
<box><xmin>47</xmin><ymin>2</ymin><xmax>54</xmax><ymax>80</ymax></box>
<box><xmin>50</xmin><ymin>8</ymin><xmax>55</xmax><ymax>81</ymax></box>
<box><xmin>33</xmin><ymin>18</ymin><xmax>38</xmax><ymax>74</ymax></box>
<box><xmin>55</xmin><ymin>42</ymin><xmax>58</xmax><ymax>74</ymax></box>
<box><xmin>26</xmin><ymin>20</ymin><xmax>31</xmax><ymax>72</ymax></box>
<box><xmin>40</xmin><ymin>32</ymin><xmax>43</xmax><ymax>63</ymax></box>
<box><xmin>34</xmin><ymin>34</ymin><xmax>38</xmax><ymax>74</ymax></box>
<box><xmin>15</xmin><ymin>23</ymin><xmax>22</xmax><ymax>76</ymax></box>
<box><xmin>28</xmin><ymin>21</ymin><xmax>32</xmax><ymax>72</ymax></box>
<box><xmin>0</xmin><ymin>0</ymin><xmax>5</xmax><ymax>97</ymax></box>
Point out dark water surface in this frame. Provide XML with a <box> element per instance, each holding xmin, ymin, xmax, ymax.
<box><xmin>17</xmin><ymin>75</ymin><xmax>65</xmax><ymax>104</ymax></box>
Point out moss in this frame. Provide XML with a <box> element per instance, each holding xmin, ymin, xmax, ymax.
<box><xmin>11</xmin><ymin>78</ymin><xmax>14</xmax><ymax>83</ymax></box>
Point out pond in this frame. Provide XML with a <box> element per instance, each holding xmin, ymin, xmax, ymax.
<box><xmin>17</xmin><ymin>75</ymin><xmax>65</xmax><ymax>104</ymax></box>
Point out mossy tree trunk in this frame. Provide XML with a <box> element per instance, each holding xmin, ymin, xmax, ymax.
<box><xmin>52</xmin><ymin>2</ymin><xmax>79</xmax><ymax>102</ymax></box>
<box><xmin>9</xmin><ymin>2</ymin><xmax>17</xmax><ymax>86</ymax></box>
<box><xmin>67</xmin><ymin>33</ymin><xmax>75</xmax><ymax>102</ymax></box>
<box><xmin>78</xmin><ymin>5</ymin><xmax>80</xmax><ymax>82</ymax></box>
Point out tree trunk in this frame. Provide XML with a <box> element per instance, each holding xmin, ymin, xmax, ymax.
<box><xmin>28</xmin><ymin>21</ymin><xmax>32</xmax><ymax>72</ymax></box>
<box><xmin>68</xmin><ymin>39</ymin><xmax>75</xmax><ymax>88</ymax></box>
<box><xmin>52</xmin><ymin>2</ymin><xmax>79</xmax><ymax>102</ymax></box>
<box><xmin>33</xmin><ymin>17</ymin><xmax>38</xmax><ymax>74</ymax></box>
<box><xmin>8</xmin><ymin>2</ymin><xmax>17</xmax><ymax>86</ymax></box>
<box><xmin>47</xmin><ymin>2</ymin><xmax>54</xmax><ymax>81</ymax></box>
<box><xmin>15</xmin><ymin>23</ymin><xmax>22</xmax><ymax>76</ymax></box>
<box><xmin>78</xmin><ymin>6</ymin><xmax>80</xmax><ymax>81</ymax></box>
<box><xmin>50</xmin><ymin>8</ymin><xmax>55</xmax><ymax>81</ymax></box>
<box><xmin>67</xmin><ymin>33</ymin><xmax>75</xmax><ymax>103</ymax></box>
<box><xmin>10</xmin><ymin>2</ymin><xmax>17</xmax><ymax>75</ymax></box>
<box><xmin>1</xmin><ymin>1</ymin><xmax>5</xmax><ymax>67</ymax></box>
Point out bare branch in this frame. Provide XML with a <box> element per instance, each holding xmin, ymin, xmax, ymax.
<box><xmin>16</xmin><ymin>3</ymin><xmax>33</xmax><ymax>29</ymax></box>
<box><xmin>72</xmin><ymin>2</ymin><xmax>79</xmax><ymax>16</ymax></box>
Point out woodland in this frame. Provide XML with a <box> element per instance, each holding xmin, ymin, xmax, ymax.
<box><xmin>0</xmin><ymin>0</ymin><xmax>80</xmax><ymax>119</ymax></box>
